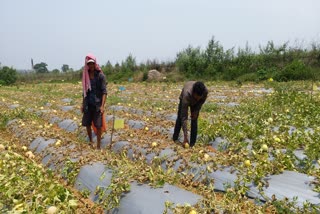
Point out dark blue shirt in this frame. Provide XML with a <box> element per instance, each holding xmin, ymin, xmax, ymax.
<box><xmin>88</xmin><ymin>78</ymin><xmax>96</xmax><ymax>105</ymax></box>
<box><xmin>85</xmin><ymin>70</ymin><xmax>107</xmax><ymax>107</ymax></box>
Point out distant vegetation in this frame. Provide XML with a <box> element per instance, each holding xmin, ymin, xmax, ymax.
<box><xmin>175</xmin><ymin>37</ymin><xmax>320</xmax><ymax>82</ymax></box>
<box><xmin>2</xmin><ymin>36</ymin><xmax>320</xmax><ymax>84</ymax></box>
<box><xmin>0</xmin><ymin>65</ymin><xmax>17</xmax><ymax>85</ymax></box>
<box><xmin>101</xmin><ymin>37</ymin><xmax>320</xmax><ymax>83</ymax></box>
<box><xmin>33</xmin><ymin>62</ymin><xmax>49</xmax><ymax>73</ymax></box>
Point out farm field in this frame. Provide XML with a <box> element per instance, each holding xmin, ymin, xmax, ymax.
<box><xmin>0</xmin><ymin>81</ymin><xmax>319</xmax><ymax>213</ymax></box>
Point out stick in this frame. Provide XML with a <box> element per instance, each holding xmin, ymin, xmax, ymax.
<box><xmin>110</xmin><ymin>109</ymin><xmax>115</xmax><ymax>144</ymax></box>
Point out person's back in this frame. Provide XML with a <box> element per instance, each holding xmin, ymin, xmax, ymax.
<box><xmin>173</xmin><ymin>81</ymin><xmax>208</xmax><ymax>147</ymax></box>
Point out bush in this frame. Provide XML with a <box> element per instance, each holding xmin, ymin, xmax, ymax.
<box><xmin>257</xmin><ymin>69</ymin><xmax>268</xmax><ymax>80</ymax></box>
<box><xmin>107</xmin><ymin>71</ymin><xmax>133</xmax><ymax>83</ymax></box>
<box><xmin>236</xmin><ymin>73</ymin><xmax>259</xmax><ymax>82</ymax></box>
<box><xmin>175</xmin><ymin>38</ymin><xmax>320</xmax><ymax>82</ymax></box>
<box><xmin>142</xmin><ymin>71</ymin><xmax>148</xmax><ymax>81</ymax></box>
<box><xmin>222</xmin><ymin>66</ymin><xmax>244</xmax><ymax>81</ymax></box>
<box><xmin>176</xmin><ymin>45</ymin><xmax>206</xmax><ymax>77</ymax></box>
<box><xmin>0</xmin><ymin>66</ymin><xmax>17</xmax><ymax>85</ymax></box>
<box><xmin>165</xmin><ymin>71</ymin><xmax>186</xmax><ymax>82</ymax></box>
<box><xmin>274</xmin><ymin>60</ymin><xmax>313</xmax><ymax>81</ymax></box>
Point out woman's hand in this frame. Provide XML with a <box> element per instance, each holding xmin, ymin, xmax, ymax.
<box><xmin>100</xmin><ymin>106</ymin><xmax>104</xmax><ymax>114</ymax></box>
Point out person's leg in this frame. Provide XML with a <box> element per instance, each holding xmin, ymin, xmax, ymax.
<box><xmin>96</xmin><ymin>128</ymin><xmax>102</xmax><ymax>149</ymax></box>
<box><xmin>82</xmin><ymin>106</ymin><xmax>94</xmax><ymax>147</ymax></box>
<box><xmin>190</xmin><ymin>118</ymin><xmax>198</xmax><ymax>147</ymax></box>
<box><xmin>173</xmin><ymin>100</ymin><xmax>182</xmax><ymax>141</ymax></box>
<box><xmin>86</xmin><ymin>126</ymin><xmax>94</xmax><ymax>147</ymax></box>
<box><xmin>93</xmin><ymin>108</ymin><xmax>103</xmax><ymax>150</ymax></box>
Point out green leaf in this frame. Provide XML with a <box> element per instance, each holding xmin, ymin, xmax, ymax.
<box><xmin>157</xmin><ymin>179</ymin><xmax>165</xmax><ymax>187</ymax></box>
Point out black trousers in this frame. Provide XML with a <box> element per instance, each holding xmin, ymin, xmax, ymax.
<box><xmin>173</xmin><ymin>100</ymin><xmax>198</xmax><ymax>147</ymax></box>
<box><xmin>82</xmin><ymin>104</ymin><xmax>102</xmax><ymax>128</ymax></box>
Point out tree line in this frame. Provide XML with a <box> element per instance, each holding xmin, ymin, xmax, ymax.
<box><xmin>100</xmin><ymin>37</ymin><xmax>320</xmax><ymax>82</ymax></box>
<box><xmin>1</xmin><ymin>36</ymin><xmax>320</xmax><ymax>85</ymax></box>
<box><xmin>175</xmin><ymin>37</ymin><xmax>320</xmax><ymax>82</ymax></box>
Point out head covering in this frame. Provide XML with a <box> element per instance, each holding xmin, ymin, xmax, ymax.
<box><xmin>87</xmin><ymin>59</ymin><xmax>95</xmax><ymax>64</ymax></box>
<box><xmin>82</xmin><ymin>53</ymin><xmax>102</xmax><ymax>97</ymax></box>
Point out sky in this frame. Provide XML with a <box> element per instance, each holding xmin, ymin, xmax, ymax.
<box><xmin>0</xmin><ymin>0</ymin><xmax>319</xmax><ymax>70</ymax></box>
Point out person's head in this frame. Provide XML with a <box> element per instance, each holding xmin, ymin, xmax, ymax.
<box><xmin>192</xmin><ymin>81</ymin><xmax>206</xmax><ymax>101</ymax></box>
<box><xmin>87</xmin><ymin>59</ymin><xmax>95</xmax><ymax>72</ymax></box>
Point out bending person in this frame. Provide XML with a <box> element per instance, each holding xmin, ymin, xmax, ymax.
<box><xmin>173</xmin><ymin>81</ymin><xmax>208</xmax><ymax>148</ymax></box>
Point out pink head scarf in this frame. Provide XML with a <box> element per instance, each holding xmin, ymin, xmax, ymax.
<box><xmin>82</xmin><ymin>53</ymin><xmax>102</xmax><ymax>97</ymax></box>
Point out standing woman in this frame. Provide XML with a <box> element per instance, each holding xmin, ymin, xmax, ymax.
<box><xmin>81</xmin><ymin>54</ymin><xmax>107</xmax><ymax>149</ymax></box>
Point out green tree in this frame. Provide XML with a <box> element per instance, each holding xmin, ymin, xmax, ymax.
<box><xmin>121</xmin><ymin>54</ymin><xmax>137</xmax><ymax>72</ymax></box>
<box><xmin>101</xmin><ymin>61</ymin><xmax>113</xmax><ymax>75</ymax></box>
<box><xmin>204</xmin><ymin>36</ymin><xmax>227</xmax><ymax>76</ymax></box>
<box><xmin>176</xmin><ymin>45</ymin><xmax>205</xmax><ymax>77</ymax></box>
<box><xmin>204</xmin><ymin>37</ymin><xmax>224</xmax><ymax>65</ymax></box>
<box><xmin>52</xmin><ymin>69</ymin><xmax>60</xmax><ymax>73</ymax></box>
<box><xmin>114</xmin><ymin>63</ymin><xmax>121</xmax><ymax>73</ymax></box>
<box><xmin>222</xmin><ymin>42</ymin><xmax>256</xmax><ymax>80</ymax></box>
<box><xmin>0</xmin><ymin>66</ymin><xmax>17</xmax><ymax>85</ymax></box>
<box><xmin>138</xmin><ymin>62</ymin><xmax>148</xmax><ymax>72</ymax></box>
<box><xmin>61</xmin><ymin>64</ymin><xmax>69</xmax><ymax>72</ymax></box>
<box><xmin>34</xmin><ymin>62</ymin><xmax>48</xmax><ymax>73</ymax></box>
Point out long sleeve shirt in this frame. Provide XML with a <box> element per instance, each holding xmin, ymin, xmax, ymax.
<box><xmin>83</xmin><ymin>70</ymin><xmax>107</xmax><ymax>109</ymax></box>
<box><xmin>179</xmin><ymin>81</ymin><xmax>208</xmax><ymax>139</ymax></box>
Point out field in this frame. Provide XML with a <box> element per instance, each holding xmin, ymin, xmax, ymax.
<box><xmin>0</xmin><ymin>81</ymin><xmax>319</xmax><ymax>213</ymax></box>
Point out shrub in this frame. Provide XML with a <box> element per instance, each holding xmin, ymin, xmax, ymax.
<box><xmin>142</xmin><ymin>71</ymin><xmax>148</xmax><ymax>81</ymax></box>
<box><xmin>0</xmin><ymin>66</ymin><xmax>17</xmax><ymax>85</ymax></box>
<box><xmin>274</xmin><ymin>60</ymin><xmax>312</xmax><ymax>81</ymax></box>
<box><xmin>237</xmin><ymin>73</ymin><xmax>259</xmax><ymax>82</ymax></box>
<box><xmin>257</xmin><ymin>69</ymin><xmax>268</xmax><ymax>80</ymax></box>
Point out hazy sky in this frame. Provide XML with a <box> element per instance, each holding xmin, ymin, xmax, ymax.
<box><xmin>1</xmin><ymin>0</ymin><xmax>319</xmax><ymax>70</ymax></box>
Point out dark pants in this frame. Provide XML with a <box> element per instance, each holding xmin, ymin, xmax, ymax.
<box><xmin>173</xmin><ymin>100</ymin><xmax>198</xmax><ymax>147</ymax></box>
<box><xmin>82</xmin><ymin>104</ymin><xmax>102</xmax><ymax>128</ymax></box>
